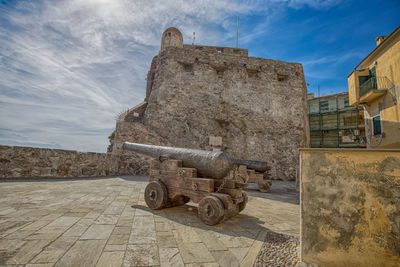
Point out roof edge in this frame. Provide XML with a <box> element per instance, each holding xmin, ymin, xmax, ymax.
<box><xmin>355</xmin><ymin>25</ymin><xmax>400</xmax><ymax>69</ymax></box>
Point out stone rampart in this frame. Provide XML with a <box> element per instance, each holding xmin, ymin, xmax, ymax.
<box><xmin>0</xmin><ymin>145</ymin><xmax>147</xmax><ymax>178</ymax></box>
<box><xmin>300</xmin><ymin>148</ymin><xmax>400</xmax><ymax>267</ymax></box>
<box><xmin>182</xmin><ymin>44</ymin><xmax>248</xmax><ymax>56</ymax></box>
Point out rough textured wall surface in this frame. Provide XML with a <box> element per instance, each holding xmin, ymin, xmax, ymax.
<box><xmin>300</xmin><ymin>148</ymin><xmax>400</xmax><ymax>267</ymax></box>
<box><xmin>0</xmin><ymin>145</ymin><xmax>145</xmax><ymax>178</ymax></box>
<box><xmin>113</xmin><ymin>43</ymin><xmax>309</xmax><ymax>180</ymax></box>
<box><xmin>112</xmin><ymin>121</ymin><xmax>173</xmax><ymax>175</ymax></box>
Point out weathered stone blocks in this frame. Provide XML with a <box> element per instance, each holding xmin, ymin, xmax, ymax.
<box><xmin>0</xmin><ymin>145</ymin><xmax>139</xmax><ymax>178</ymax></box>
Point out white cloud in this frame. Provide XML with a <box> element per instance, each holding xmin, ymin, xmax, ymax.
<box><xmin>0</xmin><ymin>0</ymin><xmax>344</xmax><ymax>152</ymax></box>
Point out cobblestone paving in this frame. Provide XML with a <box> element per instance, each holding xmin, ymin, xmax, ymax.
<box><xmin>0</xmin><ymin>177</ymin><xmax>299</xmax><ymax>267</ymax></box>
<box><xmin>255</xmin><ymin>231</ymin><xmax>299</xmax><ymax>266</ymax></box>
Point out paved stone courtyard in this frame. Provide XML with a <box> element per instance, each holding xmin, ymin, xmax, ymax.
<box><xmin>0</xmin><ymin>176</ymin><xmax>299</xmax><ymax>267</ymax></box>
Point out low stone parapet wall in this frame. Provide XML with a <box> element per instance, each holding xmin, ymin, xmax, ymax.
<box><xmin>0</xmin><ymin>145</ymin><xmax>148</xmax><ymax>178</ymax></box>
<box><xmin>300</xmin><ymin>148</ymin><xmax>400</xmax><ymax>267</ymax></box>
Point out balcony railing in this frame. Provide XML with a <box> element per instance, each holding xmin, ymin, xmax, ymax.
<box><xmin>359</xmin><ymin>76</ymin><xmax>392</xmax><ymax>97</ymax></box>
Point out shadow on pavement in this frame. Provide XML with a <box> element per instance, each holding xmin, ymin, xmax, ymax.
<box><xmin>245</xmin><ymin>181</ymin><xmax>299</xmax><ymax>205</ymax></box>
<box><xmin>132</xmin><ymin>203</ymin><xmax>274</xmax><ymax>242</ymax></box>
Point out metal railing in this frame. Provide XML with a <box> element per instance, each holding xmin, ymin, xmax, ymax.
<box><xmin>359</xmin><ymin>76</ymin><xmax>392</xmax><ymax>97</ymax></box>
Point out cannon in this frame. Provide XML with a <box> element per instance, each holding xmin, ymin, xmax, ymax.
<box><xmin>123</xmin><ymin>142</ymin><xmax>271</xmax><ymax>225</ymax></box>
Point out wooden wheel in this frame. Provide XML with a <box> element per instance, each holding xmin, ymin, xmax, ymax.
<box><xmin>238</xmin><ymin>191</ymin><xmax>248</xmax><ymax>212</ymax></box>
<box><xmin>198</xmin><ymin>196</ymin><xmax>225</xmax><ymax>225</ymax></box>
<box><xmin>257</xmin><ymin>180</ymin><xmax>272</xmax><ymax>192</ymax></box>
<box><xmin>144</xmin><ymin>181</ymin><xmax>168</xmax><ymax>210</ymax></box>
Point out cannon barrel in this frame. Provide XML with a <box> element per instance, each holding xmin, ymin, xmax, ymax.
<box><xmin>230</xmin><ymin>158</ymin><xmax>268</xmax><ymax>173</ymax></box>
<box><xmin>123</xmin><ymin>142</ymin><xmax>231</xmax><ymax>178</ymax></box>
<box><xmin>123</xmin><ymin>142</ymin><xmax>268</xmax><ymax>178</ymax></box>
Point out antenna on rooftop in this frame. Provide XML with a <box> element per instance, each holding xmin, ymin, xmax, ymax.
<box><xmin>192</xmin><ymin>32</ymin><xmax>196</xmax><ymax>45</ymax></box>
<box><xmin>236</xmin><ymin>16</ymin><xmax>239</xmax><ymax>48</ymax></box>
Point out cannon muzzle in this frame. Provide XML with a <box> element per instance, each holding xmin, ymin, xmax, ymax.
<box><xmin>123</xmin><ymin>142</ymin><xmax>268</xmax><ymax>178</ymax></box>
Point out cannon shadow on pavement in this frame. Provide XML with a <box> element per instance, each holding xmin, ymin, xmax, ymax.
<box><xmin>131</xmin><ymin>203</ymin><xmax>275</xmax><ymax>242</ymax></box>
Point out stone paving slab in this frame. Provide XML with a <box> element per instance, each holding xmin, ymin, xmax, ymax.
<box><xmin>0</xmin><ymin>177</ymin><xmax>299</xmax><ymax>266</ymax></box>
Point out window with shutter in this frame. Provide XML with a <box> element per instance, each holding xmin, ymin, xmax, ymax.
<box><xmin>372</xmin><ymin>116</ymin><xmax>382</xmax><ymax>135</ymax></box>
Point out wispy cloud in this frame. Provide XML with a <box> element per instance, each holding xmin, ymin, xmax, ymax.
<box><xmin>0</xmin><ymin>0</ymin><xmax>345</xmax><ymax>152</ymax></box>
<box><xmin>287</xmin><ymin>0</ymin><xmax>346</xmax><ymax>9</ymax></box>
<box><xmin>301</xmin><ymin>50</ymin><xmax>364</xmax><ymax>69</ymax></box>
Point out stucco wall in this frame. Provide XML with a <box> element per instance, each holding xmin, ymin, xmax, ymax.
<box><xmin>0</xmin><ymin>145</ymin><xmax>146</xmax><ymax>178</ymax></box>
<box><xmin>300</xmin><ymin>148</ymin><xmax>400</xmax><ymax>267</ymax></box>
<box><xmin>363</xmin><ymin>39</ymin><xmax>400</xmax><ymax>149</ymax></box>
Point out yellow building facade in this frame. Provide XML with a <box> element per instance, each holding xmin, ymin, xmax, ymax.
<box><xmin>348</xmin><ymin>26</ymin><xmax>400</xmax><ymax>148</ymax></box>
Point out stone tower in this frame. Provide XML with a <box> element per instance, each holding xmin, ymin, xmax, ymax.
<box><xmin>161</xmin><ymin>27</ymin><xmax>183</xmax><ymax>51</ymax></box>
<box><xmin>111</xmin><ymin>27</ymin><xmax>309</xmax><ymax>180</ymax></box>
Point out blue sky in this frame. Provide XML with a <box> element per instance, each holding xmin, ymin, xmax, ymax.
<box><xmin>0</xmin><ymin>0</ymin><xmax>399</xmax><ymax>152</ymax></box>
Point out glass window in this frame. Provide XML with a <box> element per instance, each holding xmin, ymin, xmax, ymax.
<box><xmin>328</xmin><ymin>99</ymin><xmax>337</xmax><ymax>112</ymax></box>
<box><xmin>359</xmin><ymin>76</ymin><xmax>370</xmax><ymax>87</ymax></box>
<box><xmin>308</xmin><ymin>101</ymin><xmax>319</xmax><ymax>114</ymax></box>
<box><xmin>372</xmin><ymin>116</ymin><xmax>382</xmax><ymax>135</ymax></box>
<box><xmin>338</xmin><ymin>97</ymin><xmax>350</xmax><ymax>110</ymax></box>
<box><xmin>320</xmin><ymin>101</ymin><xmax>329</xmax><ymax>113</ymax></box>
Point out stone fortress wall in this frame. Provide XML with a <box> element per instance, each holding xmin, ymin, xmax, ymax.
<box><xmin>112</xmin><ymin>27</ymin><xmax>309</xmax><ymax>180</ymax></box>
<box><xmin>0</xmin><ymin>145</ymin><xmax>145</xmax><ymax>178</ymax></box>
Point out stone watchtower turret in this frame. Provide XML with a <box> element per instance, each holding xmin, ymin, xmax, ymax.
<box><xmin>145</xmin><ymin>27</ymin><xmax>183</xmax><ymax>100</ymax></box>
<box><xmin>160</xmin><ymin>27</ymin><xmax>183</xmax><ymax>51</ymax></box>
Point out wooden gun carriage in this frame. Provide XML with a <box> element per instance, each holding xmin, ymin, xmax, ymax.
<box><xmin>123</xmin><ymin>142</ymin><xmax>271</xmax><ymax>225</ymax></box>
